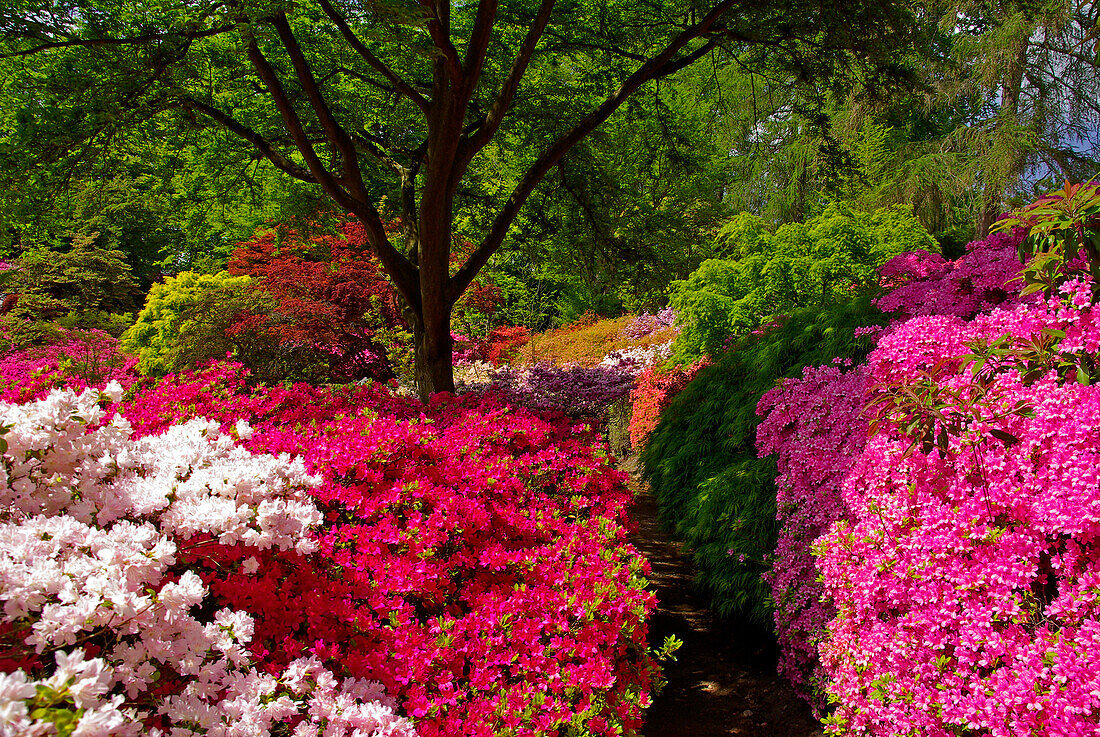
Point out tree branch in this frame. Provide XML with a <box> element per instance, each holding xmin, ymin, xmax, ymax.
<box><xmin>271</xmin><ymin>13</ymin><xmax>367</xmax><ymax>197</ymax></box>
<box><xmin>241</xmin><ymin>24</ymin><xmax>419</xmax><ymax>302</ymax></box>
<box><xmin>419</xmin><ymin>0</ymin><xmax>463</xmax><ymax>81</ymax></box>
<box><xmin>180</xmin><ymin>96</ymin><xmax>317</xmax><ymax>182</ymax></box>
<box><xmin>449</xmin><ymin>0</ymin><xmax>738</xmax><ymax>301</ymax></box>
<box><xmin>460</xmin><ymin>0</ymin><xmax>556</xmax><ymax>162</ymax></box>
<box><xmin>0</xmin><ymin>25</ymin><xmax>235</xmax><ymax>58</ymax></box>
<box><xmin>462</xmin><ymin>0</ymin><xmax>500</xmax><ymax>88</ymax></box>
<box><xmin>316</xmin><ymin>0</ymin><xmax>431</xmax><ymax>113</ymax></box>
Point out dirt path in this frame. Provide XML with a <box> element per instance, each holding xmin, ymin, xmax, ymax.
<box><xmin>626</xmin><ymin>472</ymin><xmax>822</xmax><ymax>737</ymax></box>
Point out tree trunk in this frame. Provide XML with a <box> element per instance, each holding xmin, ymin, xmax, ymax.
<box><xmin>411</xmin><ymin>312</ymin><xmax>455</xmax><ymax>400</ymax></box>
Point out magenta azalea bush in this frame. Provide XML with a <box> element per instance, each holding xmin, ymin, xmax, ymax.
<box><xmin>0</xmin><ymin>328</ymin><xmax>139</xmax><ymax>403</ymax></box>
<box><xmin>0</xmin><ymin>360</ymin><xmax>658</xmax><ymax>736</ymax></box>
<box><xmin>755</xmin><ymin>361</ymin><xmax>870</xmax><ymax>700</ymax></box>
<box><xmin>758</xmin><ymin>220</ymin><xmax>1100</xmax><ymax>734</ymax></box>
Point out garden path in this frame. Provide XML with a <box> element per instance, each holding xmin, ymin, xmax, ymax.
<box><xmin>622</xmin><ymin>460</ymin><xmax>822</xmax><ymax>737</ymax></box>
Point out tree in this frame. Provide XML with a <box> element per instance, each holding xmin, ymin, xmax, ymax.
<box><xmin>2</xmin><ymin>0</ymin><xmax>922</xmax><ymax>397</ymax></box>
<box><xmin>930</xmin><ymin>0</ymin><xmax>1099</xmax><ymax>236</ymax></box>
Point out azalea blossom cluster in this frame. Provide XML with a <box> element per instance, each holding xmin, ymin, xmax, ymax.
<box><xmin>0</xmin><ymin>384</ymin><xmax>414</xmax><ymax>736</ymax></box>
<box><xmin>620</xmin><ymin>308</ymin><xmax>677</xmax><ymax>340</ymax></box>
<box><xmin>874</xmin><ymin>229</ymin><xmax>1025</xmax><ymax>319</ymax></box>
<box><xmin>113</xmin><ymin>362</ymin><xmax>658</xmax><ymax>736</ymax></box>
<box><xmin>757</xmin><ymin>228</ymin><xmax>1100</xmax><ymax>734</ymax></box>
<box><xmin>0</xmin><ymin>329</ymin><xmax>138</xmax><ymax>404</ymax></box>
<box><xmin>600</xmin><ymin>342</ymin><xmax>673</xmax><ymax>374</ymax></box>
<box><xmin>486</xmin><ymin>361</ymin><xmax>638</xmax><ymax>418</ymax></box>
<box><xmin>755</xmin><ymin>362</ymin><xmax>870</xmax><ymax>701</ymax></box>
<box><xmin>628</xmin><ymin>358</ymin><xmax>711</xmax><ymax>449</ymax></box>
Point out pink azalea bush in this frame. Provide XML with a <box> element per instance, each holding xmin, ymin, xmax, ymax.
<box><xmin>757</xmin><ymin>220</ymin><xmax>1100</xmax><ymax>734</ymax></box>
<box><xmin>0</xmin><ymin>328</ymin><xmax>139</xmax><ymax>404</ymax></box>
<box><xmin>621</xmin><ymin>308</ymin><xmax>677</xmax><ymax>340</ymax></box>
<box><xmin>874</xmin><ymin>229</ymin><xmax>1024</xmax><ymax>319</ymax></box>
<box><xmin>0</xmin><ymin>384</ymin><xmax>414</xmax><ymax>736</ymax></box>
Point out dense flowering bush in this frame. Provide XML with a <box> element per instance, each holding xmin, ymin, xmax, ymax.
<box><xmin>816</xmin><ymin>283</ymin><xmax>1100</xmax><ymax>735</ymax></box>
<box><xmin>600</xmin><ymin>342</ymin><xmax>672</xmax><ymax>375</ymax></box>
<box><xmin>755</xmin><ymin>363</ymin><xmax>870</xmax><ymax>701</ymax></box>
<box><xmin>0</xmin><ymin>328</ymin><xmax>139</xmax><ymax>404</ymax></box>
<box><xmin>106</xmin><ymin>362</ymin><xmax>658</xmax><ymax>737</ymax></box>
<box><xmin>756</xmin><ymin>212</ymin><xmax>1100</xmax><ymax>734</ymax></box>
<box><xmin>621</xmin><ymin>309</ymin><xmax>677</xmax><ymax>340</ymax></box>
<box><xmin>485</xmin><ymin>361</ymin><xmax>637</xmax><ymax>419</ymax></box>
<box><xmin>0</xmin><ymin>385</ymin><xmax>414</xmax><ymax>736</ymax></box>
<box><xmin>627</xmin><ymin>358</ymin><xmax>709</xmax><ymax>449</ymax></box>
<box><xmin>875</xmin><ymin>229</ymin><xmax>1025</xmax><ymax>319</ymax></box>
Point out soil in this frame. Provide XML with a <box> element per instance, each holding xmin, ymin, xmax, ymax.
<box><xmin>623</xmin><ymin>463</ymin><xmax>822</xmax><ymax>737</ymax></box>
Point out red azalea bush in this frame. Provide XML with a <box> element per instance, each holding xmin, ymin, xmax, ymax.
<box><xmin>628</xmin><ymin>358</ymin><xmax>710</xmax><ymax>449</ymax></box>
<box><xmin>106</xmin><ymin>362</ymin><xmax>658</xmax><ymax>737</ymax></box>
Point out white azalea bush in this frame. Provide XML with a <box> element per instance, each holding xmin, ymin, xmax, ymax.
<box><xmin>0</xmin><ymin>385</ymin><xmax>416</xmax><ymax>737</ymax></box>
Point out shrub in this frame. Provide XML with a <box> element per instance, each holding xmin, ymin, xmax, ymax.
<box><xmin>485</xmin><ymin>362</ymin><xmax>637</xmax><ymax>420</ymax></box>
<box><xmin>227</xmin><ymin>219</ymin><xmax>408</xmax><ymax>382</ymax></box>
<box><xmin>454</xmin><ymin>325</ymin><xmax>532</xmax><ymax>366</ymax></box>
<box><xmin>640</xmin><ymin>297</ymin><xmax>886</xmax><ymax>621</ymax></box>
<box><xmin>627</xmin><ymin>358</ymin><xmax>709</xmax><ymax>450</ymax></box>
<box><xmin>109</xmin><ymin>362</ymin><xmax>659</xmax><ymax>737</ymax></box>
<box><xmin>756</xmin><ymin>227</ymin><xmax>1029</xmax><ymax>704</ymax></box>
<box><xmin>0</xmin><ymin>235</ymin><xmax>140</xmax><ymax>350</ymax></box>
<box><xmin>668</xmin><ymin>204</ymin><xmax>934</xmax><ymax>362</ymax></box>
<box><xmin>816</xmin><ymin>282</ymin><xmax>1100</xmax><ymax>736</ymax></box>
<box><xmin>521</xmin><ymin>314</ymin><xmax>677</xmax><ymax>368</ymax></box>
<box><xmin>0</xmin><ymin>385</ymin><xmax>414</xmax><ymax>736</ymax></box>
<box><xmin>120</xmin><ymin>270</ymin><xmax>260</xmax><ymax>376</ymax></box>
<box><xmin>0</xmin><ymin>328</ymin><xmax>138</xmax><ymax>403</ymax></box>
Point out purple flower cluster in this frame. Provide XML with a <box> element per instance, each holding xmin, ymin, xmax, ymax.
<box><xmin>621</xmin><ymin>308</ymin><xmax>677</xmax><ymax>340</ymax></box>
<box><xmin>487</xmin><ymin>362</ymin><xmax>636</xmax><ymax>418</ymax></box>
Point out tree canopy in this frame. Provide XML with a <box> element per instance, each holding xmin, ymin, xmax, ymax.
<box><xmin>2</xmin><ymin>0</ymin><xmax>924</xmax><ymax>396</ymax></box>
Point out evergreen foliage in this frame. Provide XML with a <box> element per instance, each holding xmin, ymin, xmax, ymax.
<box><xmin>668</xmin><ymin>203</ymin><xmax>934</xmax><ymax>361</ymax></box>
<box><xmin>640</xmin><ymin>296</ymin><xmax>887</xmax><ymax>620</ymax></box>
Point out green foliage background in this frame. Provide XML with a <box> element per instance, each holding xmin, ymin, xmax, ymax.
<box><xmin>121</xmin><ymin>271</ymin><xmax>258</xmax><ymax>376</ymax></box>
<box><xmin>668</xmin><ymin>203</ymin><xmax>934</xmax><ymax>361</ymax></box>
